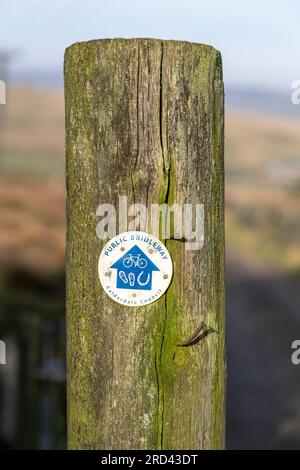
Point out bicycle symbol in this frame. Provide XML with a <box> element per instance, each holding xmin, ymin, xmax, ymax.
<box><xmin>122</xmin><ymin>253</ymin><xmax>147</xmax><ymax>269</ymax></box>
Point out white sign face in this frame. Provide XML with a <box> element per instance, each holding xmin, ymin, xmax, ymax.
<box><xmin>98</xmin><ymin>231</ymin><xmax>173</xmax><ymax>307</ymax></box>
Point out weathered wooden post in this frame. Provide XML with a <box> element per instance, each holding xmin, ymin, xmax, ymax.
<box><xmin>65</xmin><ymin>39</ymin><xmax>225</xmax><ymax>450</ymax></box>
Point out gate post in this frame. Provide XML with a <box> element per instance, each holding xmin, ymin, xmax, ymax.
<box><xmin>65</xmin><ymin>38</ymin><xmax>225</xmax><ymax>450</ymax></box>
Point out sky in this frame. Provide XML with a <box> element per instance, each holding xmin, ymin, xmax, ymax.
<box><xmin>0</xmin><ymin>0</ymin><xmax>299</xmax><ymax>91</ymax></box>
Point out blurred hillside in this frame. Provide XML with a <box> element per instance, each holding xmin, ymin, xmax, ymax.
<box><xmin>1</xmin><ymin>86</ymin><xmax>300</xmax><ymax>276</ymax></box>
<box><xmin>226</xmin><ymin>112</ymin><xmax>300</xmax><ymax>272</ymax></box>
<box><xmin>0</xmin><ymin>86</ymin><xmax>299</xmax><ymax>448</ymax></box>
<box><xmin>0</xmin><ymin>87</ymin><xmax>65</xmax><ymax>274</ymax></box>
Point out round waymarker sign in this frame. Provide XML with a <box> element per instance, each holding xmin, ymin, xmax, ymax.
<box><xmin>98</xmin><ymin>231</ymin><xmax>173</xmax><ymax>307</ymax></box>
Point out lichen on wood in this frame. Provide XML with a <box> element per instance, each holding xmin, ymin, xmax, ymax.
<box><xmin>65</xmin><ymin>38</ymin><xmax>225</xmax><ymax>450</ymax></box>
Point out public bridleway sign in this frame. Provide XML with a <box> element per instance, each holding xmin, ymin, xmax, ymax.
<box><xmin>98</xmin><ymin>231</ymin><xmax>173</xmax><ymax>307</ymax></box>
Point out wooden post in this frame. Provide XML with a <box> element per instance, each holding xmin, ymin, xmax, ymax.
<box><xmin>65</xmin><ymin>39</ymin><xmax>225</xmax><ymax>450</ymax></box>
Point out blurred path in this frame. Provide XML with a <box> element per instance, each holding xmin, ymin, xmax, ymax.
<box><xmin>226</xmin><ymin>247</ymin><xmax>300</xmax><ymax>449</ymax></box>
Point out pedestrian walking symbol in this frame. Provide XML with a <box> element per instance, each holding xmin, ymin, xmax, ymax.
<box><xmin>110</xmin><ymin>245</ymin><xmax>159</xmax><ymax>291</ymax></box>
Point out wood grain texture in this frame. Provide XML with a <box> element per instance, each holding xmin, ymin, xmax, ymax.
<box><xmin>65</xmin><ymin>38</ymin><xmax>225</xmax><ymax>450</ymax></box>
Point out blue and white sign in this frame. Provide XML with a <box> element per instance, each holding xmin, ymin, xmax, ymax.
<box><xmin>98</xmin><ymin>231</ymin><xmax>173</xmax><ymax>306</ymax></box>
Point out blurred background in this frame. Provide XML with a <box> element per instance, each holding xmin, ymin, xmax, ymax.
<box><xmin>0</xmin><ymin>0</ymin><xmax>299</xmax><ymax>449</ymax></box>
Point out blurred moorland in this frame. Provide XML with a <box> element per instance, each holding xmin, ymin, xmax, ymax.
<box><xmin>0</xmin><ymin>86</ymin><xmax>300</xmax><ymax>449</ymax></box>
